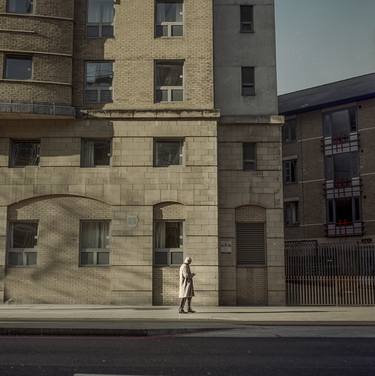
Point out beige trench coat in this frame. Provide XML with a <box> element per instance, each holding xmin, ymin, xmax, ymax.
<box><xmin>179</xmin><ymin>262</ymin><xmax>195</xmax><ymax>298</ymax></box>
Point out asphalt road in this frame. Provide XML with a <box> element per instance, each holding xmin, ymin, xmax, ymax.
<box><xmin>0</xmin><ymin>334</ymin><xmax>374</xmax><ymax>376</ymax></box>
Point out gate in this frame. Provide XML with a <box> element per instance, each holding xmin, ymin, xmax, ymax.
<box><xmin>285</xmin><ymin>241</ymin><xmax>375</xmax><ymax>305</ymax></box>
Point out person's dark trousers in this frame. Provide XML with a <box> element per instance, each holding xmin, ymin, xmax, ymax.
<box><xmin>179</xmin><ymin>298</ymin><xmax>187</xmax><ymax>313</ymax></box>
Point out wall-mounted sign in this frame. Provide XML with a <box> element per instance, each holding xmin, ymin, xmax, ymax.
<box><xmin>127</xmin><ymin>215</ymin><xmax>138</xmax><ymax>228</ymax></box>
<box><xmin>220</xmin><ymin>240</ymin><xmax>232</xmax><ymax>254</ymax></box>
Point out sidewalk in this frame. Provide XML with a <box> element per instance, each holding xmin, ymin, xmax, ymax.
<box><xmin>0</xmin><ymin>305</ymin><xmax>374</xmax><ymax>335</ymax></box>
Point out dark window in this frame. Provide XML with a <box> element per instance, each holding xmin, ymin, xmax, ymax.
<box><xmin>236</xmin><ymin>222</ymin><xmax>265</xmax><ymax>265</ymax></box>
<box><xmin>87</xmin><ymin>0</ymin><xmax>114</xmax><ymax>38</ymax></box>
<box><xmin>327</xmin><ymin>197</ymin><xmax>361</xmax><ymax>225</ymax></box>
<box><xmin>155</xmin><ymin>0</ymin><xmax>183</xmax><ymax>37</ymax></box>
<box><xmin>243</xmin><ymin>143</ymin><xmax>256</xmax><ymax>171</ymax></box>
<box><xmin>283</xmin><ymin>118</ymin><xmax>297</xmax><ymax>143</ymax></box>
<box><xmin>81</xmin><ymin>139</ymin><xmax>111</xmax><ymax>167</ymax></box>
<box><xmin>85</xmin><ymin>61</ymin><xmax>113</xmax><ymax>103</ymax></box>
<box><xmin>4</xmin><ymin>56</ymin><xmax>32</xmax><ymax>80</ymax></box>
<box><xmin>323</xmin><ymin>108</ymin><xmax>357</xmax><ymax>138</ymax></box>
<box><xmin>154</xmin><ymin>221</ymin><xmax>183</xmax><ymax>266</ymax></box>
<box><xmin>10</xmin><ymin>140</ymin><xmax>40</xmax><ymax>167</ymax></box>
<box><xmin>7</xmin><ymin>0</ymin><xmax>32</xmax><ymax>13</ymax></box>
<box><xmin>240</xmin><ymin>5</ymin><xmax>254</xmax><ymax>33</ymax></box>
<box><xmin>283</xmin><ymin>159</ymin><xmax>297</xmax><ymax>184</ymax></box>
<box><xmin>154</xmin><ymin>139</ymin><xmax>183</xmax><ymax>166</ymax></box>
<box><xmin>284</xmin><ymin>201</ymin><xmax>299</xmax><ymax>226</ymax></box>
<box><xmin>8</xmin><ymin>222</ymin><xmax>38</xmax><ymax>267</ymax></box>
<box><xmin>241</xmin><ymin>67</ymin><xmax>255</xmax><ymax>96</ymax></box>
<box><xmin>155</xmin><ymin>61</ymin><xmax>183</xmax><ymax>102</ymax></box>
<box><xmin>80</xmin><ymin>221</ymin><xmax>110</xmax><ymax>266</ymax></box>
<box><xmin>325</xmin><ymin>152</ymin><xmax>359</xmax><ymax>182</ymax></box>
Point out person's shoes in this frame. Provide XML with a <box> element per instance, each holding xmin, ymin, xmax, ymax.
<box><xmin>178</xmin><ymin>308</ymin><xmax>187</xmax><ymax>314</ymax></box>
<box><xmin>187</xmin><ymin>308</ymin><xmax>196</xmax><ymax>313</ymax></box>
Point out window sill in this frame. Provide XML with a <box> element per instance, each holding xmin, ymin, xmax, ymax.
<box><xmin>155</xmin><ymin>36</ymin><xmax>184</xmax><ymax>39</ymax></box>
<box><xmin>0</xmin><ymin>78</ymin><xmax>71</xmax><ymax>86</ymax></box>
<box><xmin>7</xmin><ymin>265</ymin><xmax>37</xmax><ymax>268</ymax></box>
<box><xmin>79</xmin><ymin>265</ymin><xmax>111</xmax><ymax>268</ymax></box>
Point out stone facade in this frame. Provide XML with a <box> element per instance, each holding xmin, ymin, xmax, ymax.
<box><xmin>0</xmin><ymin>0</ymin><xmax>284</xmax><ymax>305</ymax></box>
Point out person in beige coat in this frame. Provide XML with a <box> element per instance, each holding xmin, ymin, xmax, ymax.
<box><xmin>178</xmin><ymin>257</ymin><xmax>195</xmax><ymax>314</ymax></box>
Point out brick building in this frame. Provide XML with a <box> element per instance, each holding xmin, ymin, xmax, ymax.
<box><xmin>280</xmin><ymin>73</ymin><xmax>375</xmax><ymax>243</ymax></box>
<box><xmin>0</xmin><ymin>0</ymin><xmax>284</xmax><ymax>305</ymax></box>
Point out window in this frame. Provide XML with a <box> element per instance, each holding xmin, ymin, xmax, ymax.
<box><xmin>4</xmin><ymin>55</ymin><xmax>32</xmax><ymax>80</ymax></box>
<box><xmin>283</xmin><ymin>159</ymin><xmax>297</xmax><ymax>184</ymax></box>
<box><xmin>241</xmin><ymin>67</ymin><xmax>255</xmax><ymax>96</ymax></box>
<box><xmin>154</xmin><ymin>139</ymin><xmax>183</xmax><ymax>167</ymax></box>
<box><xmin>155</xmin><ymin>61</ymin><xmax>183</xmax><ymax>102</ymax></box>
<box><xmin>81</xmin><ymin>139</ymin><xmax>111</xmax><ymax>167</ymax></box>
<box><xmin>154</xmin><ymin>221</ymin><xmax>183</xmax><ymax>265</ymax></box>
<box><xmin>327</xmin><ymin>197</ymin><xmax>361</xmax><ymax>225</ymax></box>
<box><xmin>236</xmin><ymin>222</ymin><xmax>265</xmax><ymax>265</ymax></box>
<box><xmin>283</xmin><ymin>118</ymin><xmax>297</xmax><ymax>143</ymax></box>
<box><xmin>87</xmin><ymin>0</ymin><xmax>114</xmax><ymax>38</ymax></box>
<box><xmin>284</xmin><ymin>201</ymin><xmax>299</xmax><ymax>226</ymax></box>
<box><xmin>155</xmin><ymin>0</ymin><xmax>183</xmax><ymax>37</ymax></box>
<box><xmin>323</xmin><ymin>108</ymin><xmax>357</xmax><ymax>138</ymax></box>
<box><xmin>243</xmin><ymin>143</ymin><xmax>256</xmax><ymax>171</ymax></box>
<box><xmin>10</xmin><ymin>140</ymin><xmax>40</xmax><ymax>167</ymax></box>
<box><xmin>80</xmin><ymin>221</ymin><xmax>110</xmax><ymax>266</ymax></box>
<box><xmin>7</xmin><ymin>222</ymin><xmax>38</xmax><ymax>267</ymax></box>
<box><xmin>85</xmin><ymin>61</ymin><xmax>113</xmax><ymax>103</ymax></box>
<box><xmin>7</xmin><ymin>0</ymin><xmax>32</xmax><ymax>13</ymax></box>
<box><xmin>325</xmin><ymin>152</ymin><xmax>359</xmax><ymax>182</ymax></box>
<box><xmin>240</xmin><ymin>5</ymin><xmax>253</xmax><ymax>33</ymax></box>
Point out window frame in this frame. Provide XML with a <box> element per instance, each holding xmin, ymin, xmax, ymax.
<box><xmin>327</xmin><ymin>197</ymin><xmax>361</xmax><ymax>226</ymax></box>
<box><xmin>79</xmin><ymin>220</ymin><xmax>111</xmax><ymax>267</ymax></box>
<box><xmin>284</xmin><ymin>201</ymin><xmax>299</xmax><ymax>226</ymax></box>
<box><xmin>154</xmin><ymin>220</ymin><xmax>184</xmax><ymax>266</ymax></box>
<box><xmin>80</xmin><ymin>138</ymin><xmax>112</xmax><ymax>168</ymax></box>
<box><xmin>6</xmin><ymin>0</ymin><xmax>33</xmax><ymax>14</ymax></box>
<box><xmin>154</xmin><ymin>60</ymin><xmax>184</xmax><ymax>103</ymax></box>
<box><xmin>323</xmin><ymin>107</ymin><xmax>358</xmax><ymax>138</ymax></box>
<box><xmin>241</xmin><ymin>66</ymin><xmax>255</xmax><ymax>96</ymax></box>
<box><xmin>153</xmin><ymin>138</ymin><xmax>184</xmax><ymax>167</ymax></box>
<box><xmin>7</xmin><ymin>221</ymin><xmax>38</xmax><ymax>267</ymax></box>
<box><xmin>283</xmin><ymin>159</ymin><xmax>297</xmax><ymax>184</ymax></box>
<box><xmin>4</xmin><ymin>55</ymin><xmax>33</xmax><ymax>80</ymax></box>
<box><xmin>84</xmin><ymin>60</ymin><xmax>114</xmax><ymax>104</ymax></box>
<box><xmin>283</xmin><ymin>118</ymin><xmax>297</xmax><ymax>143</ymax></box>
<box><xmin>242</xmin><ymin>142</ymin><xmax>256</xmax><ymax>171</ymax></box>
<box><xmin>155</xmin><ymin>0</ymin><xmax>184</xmax><ymax>38</ymax></box>
<box><xmin>9</xmin><ymin>139</ymin><xmax>40</xmax><ymax>168</ymax></box>
<box><xmin>240</xmin><ymin>5</ymin><xmax>254</xmax><ymax>33</ymax></box>
<box><xmin>86</xmin><ymin>0</ymin><xmax>115</xmax><ymax>38</ymax></box>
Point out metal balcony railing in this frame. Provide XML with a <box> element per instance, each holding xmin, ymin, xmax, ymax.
<box><xmin>325</xmin><ymin>177</ymin><xmax>361</xmax><ymax>199</ymax></box>
<box><xmin>0</xmin><ymin>101</ymin><xmax>75</xmax><ymax>118</ymax></box>
<box><xmin>327</xmin><ymin>222</ymin><xmax>363</xmax><ymax>237</ymax></box>
<box><xmin>322</xmin><ymin>132</ymin><xmax>359</xmax><ymax>155</ymax></box>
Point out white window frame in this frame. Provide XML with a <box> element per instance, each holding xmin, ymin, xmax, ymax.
<box><xmin>84</xmin><ymin>61</ymin><xmax>113</xmax><ymax>104</ymax></box>
<box><xmin>7</xmin><ymin>221</ymin><xmax>38</xmax><ymax>267</ymax></box>
<box><xmin>155</xmin><ymin>61</ymin><xmax>184</xmax><ymax>103</ymax></box>
<box><xmin>79</xmin><ymin>220</ymin><xmax>111</xmax><ymax>267</ymax></box>
<box><xmin>87</xmin><ymin>0</ymin><xmax>115</xmax><ymax>38</ymax></box>
<box><xmin>154</xmin><ymin>220</ymin><xmax>184</xmax><ymax>266</ymax></box>
<box><xmin>155</xmin><ymin>0</ymin><xmax>184</xmax><ymax>37</ymax></box>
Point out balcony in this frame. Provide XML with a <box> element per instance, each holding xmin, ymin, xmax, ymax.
<box><xmin>327</xmin><ymin>222</ymin><xmax>363</xmax><ymax>237</ymax></box>
<box><xmin>323</xmin><ymin>132</ymin><xmax>359</xmax><ymax>156</ymax></box>
<box><xmin>325</xmin><ymin>177</ymin><xmax>361</xmax><ymax>199</ymax></box>
<box><xmin>0</xmin><ymin>101</ymin><xmax>75</xmax><ymax>119</ymax></box>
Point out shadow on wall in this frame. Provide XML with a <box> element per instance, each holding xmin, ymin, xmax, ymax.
<box><xmin>3</xmin><ymin>195</ymin><xmax>113</xmax><ymax>304</ymax></box>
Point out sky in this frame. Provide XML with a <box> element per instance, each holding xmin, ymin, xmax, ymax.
<box><xmin>275</xmin><ymin>0</ymin><xmax>375</xmax><ymax>94</ymax></box>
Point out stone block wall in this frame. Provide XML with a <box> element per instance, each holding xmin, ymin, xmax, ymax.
<box><xmin>0</xmin><ymin>115</ymin><xmax>219</xmax><ymax>305</ymax></box>
<box><xmin>218</xmin><ymin>120</ymin><xmax>285</xmax><ymax>306</ymax></box>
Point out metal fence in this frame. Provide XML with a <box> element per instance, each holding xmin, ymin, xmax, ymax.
<box><xmin>285</xmin><ymin>241</ymin><xmax>375</xmax><ymax>305</ymax></box>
